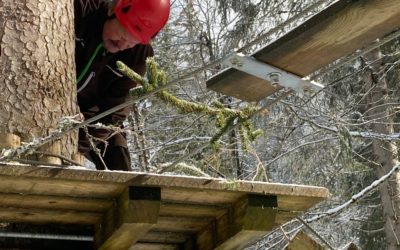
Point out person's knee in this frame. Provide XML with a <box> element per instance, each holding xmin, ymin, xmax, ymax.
<box><xmin>104</xmin><ymin>146</ymin><xmax>132</xmax><ymax>171</ymax></box>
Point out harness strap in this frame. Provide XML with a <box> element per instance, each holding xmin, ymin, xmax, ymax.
<box><xmin>77</xmin><ymin>42</ymin><xmax>104</xmax><ymax>84</ymax></box>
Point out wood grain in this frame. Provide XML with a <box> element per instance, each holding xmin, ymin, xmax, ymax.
<box><xmin>0</xmin><ymin>193</ymin><xmax>112</xmax><ymax>212</ymax></box>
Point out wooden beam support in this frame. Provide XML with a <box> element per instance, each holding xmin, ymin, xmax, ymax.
<box><xmin>129</xmin><ymin>243</ymin><xmax>179</xmax><ymax>250</ymax></box>
<box><xmin>0</xmin><ymin>175</ymin><xmax>124</xmax><ymax>199</ymax></box>
<box><xmin>0</xmin><ymin>165</ymin><xmax>328</xmax><ymax>249</ymax></box>
<box><xmin>286</xmin><ymin>230</ymin><xmax>326</xmax><ymax>250</ymax></box>
<box><xmin>214</xmin><ymin>194</ymin><xmax>277</xmax><ymax>250</ymax></box>
<box><xmin>96</xmin><ymin>186</ymin><xmax>161</xmax><ymax>250</ymax></box>
<box><xmin>0</xmin><ymin>193</ymin><xmax>112</xmax><ymax>212</ymax></box>
<box><xmin>139</xmin><ymin>231</ymin><xmax>190</xmax><ymax>244</ymax></box>
<box><xmin>0</xmin><ymin>207</ymin><xmax>101</xmax><ymax>225</ymax></box>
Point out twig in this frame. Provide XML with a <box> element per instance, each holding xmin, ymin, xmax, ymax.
<box><xmin>279</xmin><ymin>226</ymin><xmax>291</xmax><ymax>242</ymax></box>
<box><xmin>390</xmin><ymin>221</ymin><xmax>400</xmax><ymax>246</ymax></box>
<box><xmin>83</xmin><ymin>127</ymin><xmax>108</xmax><ymax>170</ymax></box>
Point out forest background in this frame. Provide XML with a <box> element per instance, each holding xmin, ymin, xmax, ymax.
<box><xmin>121</xmin><ymin>0</ymin><xmax>400</xmax><ymax>249</ymax></box>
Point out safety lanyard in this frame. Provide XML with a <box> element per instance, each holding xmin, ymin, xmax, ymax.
<box><xmin>76</xmin><ymin>42</ymin><xmax>104</xmax><ymax>84</ymax></box>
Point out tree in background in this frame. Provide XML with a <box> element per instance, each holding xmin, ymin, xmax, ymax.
<box><xmin>359</xmin><ymin>47</ymin><xmax>400</xmax><ymax>250</ymax></box>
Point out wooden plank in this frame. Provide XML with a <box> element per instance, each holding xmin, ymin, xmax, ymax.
<box><xmin>160</xmin><ymin>202</ymin><xmax>227</xmax><ymax>218</ymax></box>
<box><xmin>0</xmin><ymin>165</ymin><xmax>329</xmax><ymax>202</ymax></box>
<box><xmin>97</xmin><ymin>187</ymin><xmax>161</xmax><ymax>250</ymax></box>
<box><xmin>153</xmin><ymin>216</ymin><xmax>211</xmax><ymax>233</ymax></box>
<box><xmin>215</xmin><ymin>195</ymin><xmax>277</xmax><ymax>250</ymax></box>
<box><xmin>275</xmin><ymin>210</ymin><xmax>302</xmax><ymax>225</ymax></box>
<box><xmin>343</xmin><ymin>243</ymin><xmax>361</xmax><ymax>250</ymax></box>
<box><xmin>207</xmin><ymin>0</ymin><xmax>400</xmax><ymax>101</ymax></box>
<box><xmin>278</xmin><ymin>195</ymin><xmax>326</xmax><ymax>211</ymax></box>
<box><xmin>0</xmin><ymin>175</ymin><xmax>124</xmax><ymax>199</ymax></box>
<box><xmin>0</xmin><ymin>193</ymin><xmax>112</xmax><ymax>212</ymax></box>
<box><xmin>130</xmin><ymin>175</ymin><xmax>330</xmax><ymax>201</ymax></box>
<box><xmin>130</xmin><ymin>243</ymin><xmax>179</xmax><ymax>250</ymax></box>
<box><xmin>286</xmin><ymin>230</ymin><xmax>326</xmax><ymax>250</ymax></box>
<box><xmin>0</xmin><ymin>164</ymin><xmax>134</xmax><ymax>183</ymax></box>
<box><xmin>196</xmin><ymin>223</ymin><xmax>217</xmax><ymax>250</ymax></box>
<box><xmin>139</xmin><ymin>231</ymin><xmax>189</xmax><ymax>244</ymax></box>
<box><xmin>162</xmin><ymin>188</ymin><xmax>244</xmax><ymax>205</ymax></box>
<box><xmin>0</xmin><ymin>207</ymin><xmax>101</xmax><ymax>225</ymax></box>
<box><xmin>100</xmin><ymin>223</ymin><xmax>154</xmax><ymax>250</ymax></box>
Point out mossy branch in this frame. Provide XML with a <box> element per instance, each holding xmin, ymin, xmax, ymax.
<box><xmin>116</xmin><ymin>58</ymin><xmax>263</xmax><ymax>152</ymax></box>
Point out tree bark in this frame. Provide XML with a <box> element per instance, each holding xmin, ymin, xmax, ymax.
<box><xmin>0</xmin><ymin>1</ymin><xmax>78</xmax><ymax>160</ymax></box>
<box><xmin>363</xmin><ymin>48</ymin><xmax>400</xmax><ymax>250</ymax></box>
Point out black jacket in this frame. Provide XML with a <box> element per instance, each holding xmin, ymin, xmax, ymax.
<box><xmin>75</xmin><ymin>0</ymin><xmax>154</xmax><ymax>152</ymax></box>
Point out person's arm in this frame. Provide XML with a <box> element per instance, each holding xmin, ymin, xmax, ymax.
<box><xmin>97</xmin><ymin>44</ymin><xmax>154</xmax><ymax>125</ymax></box>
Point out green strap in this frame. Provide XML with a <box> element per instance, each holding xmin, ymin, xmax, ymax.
<box><xmin>76</xmin><ymin>42</ymin><xmax>104</xmax><ymax>84</ymax></box>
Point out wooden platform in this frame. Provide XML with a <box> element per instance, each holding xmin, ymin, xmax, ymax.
<box><xmin>207</xmin><ymin>0</ymin><xmax>400</xmax><ymax>101</ymax></box>
<box><xmin>285</xmin><ymin>230</ymin><xmax>326</xmax><ymax>250</ymax></box>
<box><xmin>0</xmin><ymin>163</ymin><xmax>329</xmax><ymax>249</ymax></box>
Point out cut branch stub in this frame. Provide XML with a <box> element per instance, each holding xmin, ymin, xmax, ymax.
<box><xmin>0</xmin><ymin>133</ymin><xmax>21</xmax><ymax>150</ymax></box>
<box><xmin>37</xmin><ymin>141</ymin><xmax>62</xmax><ymax>165</ymax></box>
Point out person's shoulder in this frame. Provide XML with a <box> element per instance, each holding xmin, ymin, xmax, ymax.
<box><xmin>75</xmin><ymin>0</ymin><xmax>107</xmax><ymax>17</ymax></box>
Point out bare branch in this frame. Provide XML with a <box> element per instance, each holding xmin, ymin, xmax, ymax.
<box><xmin>306</xmin><ymin>163</ymin><xmax>400</xmax><ymax>223</ymax></box>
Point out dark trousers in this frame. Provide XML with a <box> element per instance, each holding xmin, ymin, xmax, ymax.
<box><xmin>79</xmin><ymin>128</ymin><xmax>132</xmax><ymax>171</ymax></box>
<box><xmin>86</xmin><ymin>143</ymin><xmax>132</xmax><ymax>171</ymax></box>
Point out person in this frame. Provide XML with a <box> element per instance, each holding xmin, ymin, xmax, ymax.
<box><xmin>74</xmin><ymin>0</ymin><xmax>170</xmax><ymax>171</ymax></box>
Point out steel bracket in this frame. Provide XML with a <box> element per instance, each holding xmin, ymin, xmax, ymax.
<box><xmin>223</xmin><ymin>53</ymin><xmax>324</xmax><ymax>94</ymax></box>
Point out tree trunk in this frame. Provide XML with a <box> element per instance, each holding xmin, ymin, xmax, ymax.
<box><xmin>363</xmin><ymin>48</ymin><xmax>400</xmax><ymax>250</ymax></box>
<box><xmin>0</xmin><ymin>1</ymin><xmax>78</xmax><ymax>161</ymax></box>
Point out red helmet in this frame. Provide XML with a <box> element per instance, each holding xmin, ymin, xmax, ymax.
<box><xmin>115</xmin><ymin>0</ymin><xmax>170</xmax><ymax>44</ymax></box>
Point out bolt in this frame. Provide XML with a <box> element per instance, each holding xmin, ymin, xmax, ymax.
<box><xmin>229</xmin><ymin>57</ymin><xmax>243</xmax><ymax>67</ymax></box>
<box><xmin>268</xmin><ymin>72</ymin><xmax>281</xmax><ymax>86</ymax></box>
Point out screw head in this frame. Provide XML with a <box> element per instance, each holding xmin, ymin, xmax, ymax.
<box><xmin>268</xmin><ymin>72</ymin><xmax>281</xmax><ymax>86</ymax></box>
